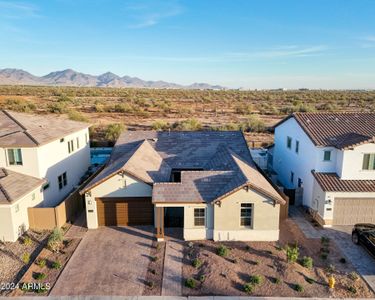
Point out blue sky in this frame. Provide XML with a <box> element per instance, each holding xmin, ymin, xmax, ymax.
<box><xmin>1</xmin><ymin>0</ymin><xmax>375</xmax><ymax>89</ymax></box>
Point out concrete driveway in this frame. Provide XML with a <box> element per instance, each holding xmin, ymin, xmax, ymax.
<box><xmin>50</xmin><ymin>226</ymin><xmax>154</xmax><ymax>296</ymax></box>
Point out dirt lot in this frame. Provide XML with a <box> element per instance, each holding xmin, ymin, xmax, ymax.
<box><xmin>0</xmin><ymin>230</ymin><xmax>49</xmax><ymax>296</ymax></box>
<box><xmin>182</xmin><ymin>219</ymin><xmax>375</xmax><ymax>298</ymax></box>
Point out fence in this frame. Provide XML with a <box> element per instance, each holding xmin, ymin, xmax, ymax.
<box><xmin>28</xmin><ymin>167</ymin><xmax>103</xmax><ymax>230</ymax></box>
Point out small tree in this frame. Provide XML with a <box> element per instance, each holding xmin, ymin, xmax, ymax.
<box><xmin>104</xmin><ymin>123</ymin><xmax>125</xmax><ymax>142</ymax></box>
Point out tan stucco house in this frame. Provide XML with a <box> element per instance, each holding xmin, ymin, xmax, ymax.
<box><xmin>82</xmin><ymin>131</ymin><xmax>286</xmax><ymax>241</ymax></box>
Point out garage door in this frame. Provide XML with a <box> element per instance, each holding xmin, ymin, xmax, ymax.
<box><xmin>333</xmin><ymin>197</ymin><xmax>375</xmax><ymax>225</ymax></box>
<box><xmin>96</xmin><ymin>197</ymin><xmax>154</xmax><ymax>226</ymax></box>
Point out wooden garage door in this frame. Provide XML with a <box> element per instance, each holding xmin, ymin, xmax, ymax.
<box><xmin>96</xmin><ymin>197</ymin><xmax>154</xmax><ymax>226</ymax></box>
<box><xmin>333</xmin><ymin>197</ymin><xmax>375</xmax><ymax>225</ymax></box>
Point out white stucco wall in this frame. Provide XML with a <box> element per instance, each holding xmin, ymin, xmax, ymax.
<box><xmin>339</xmin><ymin>143</ymin><xmax>375</xmax><ymax>180</ymax></box>
<box><xmin>0</xmin><ymin>186</ymin><xmax>44</xmax><ymax>242</ymax></box>
<box><xmin>85</xmin><ymin>172</ymin><xmax>152</xmax><ymax>229</ymax></box>
<box><xmin>0</xmin><ymin>128</ymin><xmax>90</xmax><ymax>207</ymax></box>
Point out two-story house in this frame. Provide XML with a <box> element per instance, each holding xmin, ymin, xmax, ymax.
<box><xmin>0</xmin><ymin>110</ymin><xmax>90</xmax><ymax>241</ymax></box>
<box><xmin>273</xmin><ymin>112</ymin><xmax>375</xmax><ymax>226</ymax></box>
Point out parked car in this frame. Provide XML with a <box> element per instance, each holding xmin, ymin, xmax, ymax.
<box><xmin>352</xmin><ymin>223</ymin><xmax>375</xmax><ymax>257</ymax></box>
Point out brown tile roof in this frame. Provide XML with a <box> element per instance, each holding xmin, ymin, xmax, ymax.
<box><xmin>83</xmin><ymin>131</ymin><xmax>285</xmax><ymax>204</ymax></box>
<box><xmin>313</xmin><ymin>171</ymin><xmax>375</xmax><ymax>193</ymax></box>
<box><xmin>0</xmin><ymin>110</ymin><xmax>90</xmax><ymax>147</ymax></box>
<box><xmin>275</xmin><ymin>112</ymin><xmax>375</xmax><ymax>149</ymax></box>
<box><xmin>0</xmin><ymin>168</ymin><xmax>45</xmax><ymax>204</ymax></box>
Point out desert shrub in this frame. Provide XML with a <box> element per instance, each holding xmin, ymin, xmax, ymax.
<box><xmin>185</xmin><ymin>278</ymin><xmax>196</xmax><ymax>288</ymax></box>
<box><xmin>150</xmin><ymin>256</ymin><xmax>158</xmax><ymax>262</ymax></box>
<box><xmin>34</xmin><ymin>272</ymin><xmax>47</xmax><ymax>280</ymax></box>
<box><xmin>146</xmin><ymin>281</ymin><xmax>154</xmax><ymax>289</ymax></box>
<box><xmin>320</xmin><ymin>253</ymin><xmax>328</xmax><ymax>260</ymax></box>
<box><xmin>104</xmin><ymin>123</ymin><xmax>125</xmax><ymax>141</ymax></box>
<box><xmin>57</xmin><ymin>94</ymin><xmax>72</xmax><ymax>102</ymax></box>
<box><xmin>67</xmin><ymin>110</ymin><xmax>88</xmax><ymax>122</ymax></box>
<box><xmin>172</xmin><ymin>118</ymin><xmax>202</xmax><ymax>131</ymax></box>
<box><xmin>273</xmin><ymin>277</ymin><xmax>281</xmax><ymax>284</ymax></box>
<box><xmin>217</xmin><ymin>245</ymin><xmax>229</xmax><ymax>257</ymax></box>
<box><xmin>286</xmin><ymin>244</ymin><xmax>299</xmax><ymax>263</ymax></box>
<box><xmin>300</xmin><ymin>256</ymin><xmax>313</xmax><ymax>269</ymax></box>
<box><xmin>47</xmin><ymin>227</ymin><xmax>63</xmax><ymax>252</ymax></box>
<box><xmin>152</xmin><ymin>120</ymin><xmax>170</xmax><ymax>131</ymax></box>
<box><xmin>156</xmin><ymin>243</ymin><xmax>162</xmax><ymax>251</ymax></box>
<box><xmin>52</xmin><ymin>261</ymin><xmax>62</xmax><ymax>269</ymax></box>
<box><xmin>3</xmin><ymin>98</ymin><xmax>36</xmax><ymax>112</ymax></box>
<box><xmin>348</xmin><ymin>286</ymin><xmax>357</xmax><ymax>294</ymax></box>
<box><xmin>249</xmin><ymin>275</ymin><xmax>263</xmax><ymax>285</ymax></box>
<box><xmin>192</xmin><ymin>258</ymin><xmax>202</xmax><ymax>268</ymax></box>
<box><xmin>23</xmin><ymin>236</ymin><xmax>32</xmax><ymax>246</ymax></box>
<box><xmin>240</xmin><ymin>115</ymin><xmax>265</xmax><ymax>133</ymax></box>
<box><xmin>243</xmin><ymin>283</ymin><xmax>254</xmax><ymax>294</ymax></box>
<box><xmin>306</xmin><ymin>277</ymin><xmax>314</xmax><ymax>284</ymax></box>
<box><xmin>48</xmin><ymin>102</ymin><xmax>68</xmax><ymax>113</ymax></box>
<box><xmin>245</xmin><ymin>245</ymin><xmax>251</xmax><ymax>251</ymax></box>
<box><xmin>149</xmin><ymin>269</ymin><xmax>157</xmax><ymax>275</ymax></box>
<box><xmin>199</xmin><ymin>275</ymin><xmax>206</xmax><ymax>282</ymax></box>
<box><xmin>294</xmin><ymin>284</ymin><xmax>304</xmax><ymax>292</ymax></box>
<box><xmin>326</xmin><ymin>264</ymin><xmax>336</xmax><ymax>274</ymax></box>
<box><xmin>36</xmin><ymin>259</ymin><xmax>46</xmax><ymax>268</ymax></box>
<box><xmin>21</xmin><ymin>252</ymin><xmax>30</xmax><ymax>264</ymax></box>
<box><xmin>348</xmin><ymin>271</ymin><xmax>359</xmax><ymax>281</ymax></box>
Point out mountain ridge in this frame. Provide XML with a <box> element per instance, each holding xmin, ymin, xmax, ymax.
<box><xmin>0</xmin><ymin>68</ymin><xmax>225</xmax><ymax>90</ymax></box>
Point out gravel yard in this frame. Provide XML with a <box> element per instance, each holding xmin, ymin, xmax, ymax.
<box><xmin>0</xmin><ymin>230</ymin><xmax>49</xmax><ymax>295</ymax></box>
<box><xmin>182</xmin><ymin>219</ymin><xmax>375</xmax><ymax>298</ymax></box>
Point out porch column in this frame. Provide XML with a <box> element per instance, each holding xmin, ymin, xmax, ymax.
<box><xmin>155</xmin><ymin>206</ymin><xmax>164</xmax><ymax>241</ymax></box>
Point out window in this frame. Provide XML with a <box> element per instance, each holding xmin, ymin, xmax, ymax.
<box><xmin>194</xmin><ymin>208</ymin><xmax>205</xmax><ymax>226</ymax></box>
<box><xmin>298</xmin><ymin>178</ymin><xmax>303</xmax><ymax>188</ymax></box>
<box><xmin>240</xmin><ymin>203</ymin><xmax>253</xmax><ymax>226</ymax></box>
<box><xmin>323</xmin><ymin>150</ymin><xmax>331</xmax><ymax>161</ymax></box>
<box><xmin>85</xmin><ymin>133</ymin><xmax>89</xmax><ymax>144</ymax></box>
<box><xmin>7</xmin><ymin>149</ymin><xmax>23</xmax><ymax>165</ymax></box>
<box><xmin>295</xmin><ymin>140</ymin><xmax>299</xmax><ymax>153</ymax></box>
<box><xmin>68</xmin><ymin>140</ymin><xmax>74</xmax><ymax>153</ymax></box>
<box><xmin>43</xmin><ymin>182</ymin><xmax>50</xmax><ymax>190</ymax></box>
<box><xmin>58</xmin><ymin>172</ymin><xmax>67</xmax><ymax>189</ymax></box>
<box><xmin>31</xmin><ymin>193</ymin><xmax>35</xmax><ymax>201</ymax></box>
<box><xmin>290</xmin><ymin>171</ymin><xmax>294</xmax><ymax>183</ymax></box>
<box><xmin>60</xmin><ymin>138</ymin><xmax>64</xmax><ymax>143</ymax></box>
<box><xmin>15</xmin><ymin>204</ymin><xmax>19</xmax><ymax>213</ymax></box>
<box><xmin>287</xmin><ymin>136</ymin><xmax>292</xmax><ymax>149</ymax></box>
<box><xmin>363</xmin><ymin>153</ymin><xmax>375</xmax><ymax>170</ymax></box>
<box><xmin>76</xmin><ymin>137</ymin><xmax>80</xmax><ymax>149</ymax></box>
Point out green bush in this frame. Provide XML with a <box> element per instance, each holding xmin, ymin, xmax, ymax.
<box><xmin>294</xmin><ymin>284</ymin><xmax>304</xmax><ymax>292</ymax></box>
<box><xmin>349</xmin><ymin>271</ymin><xmax>359</xmax><ymax>281</ymax></box>
<box><xmin>104</xmin><ymin>123</ymin><xmax>125</xmax><ymax>141</ymax></box>
<box><xmin>4</xmin><ymin>98</ymin><xmax>36</xmax><ymax>112</ymax></box>
<box><xmin>185</xmin><ymin>278</ymin><xmax>196</xmax><ymax>288</ymax></box>
<box><xmin>152</xmin><ymin>120</ymin><xmax>170</xmax><ymax>131</ymax></box>
<box><xmin>249</xmin><ymin>275</ymin><xmax>263</xmax><ymax>285</ymax></box>
<box><xmin>23</xmin><ymin>236</ymin><xmax>32</xmax><ymax>246</ymax></box>
<box><xmin>47</xmin><ymin>227</ymin><xmax>63</xmax><ymax>252</ymax></box>
<box><xmin>51</xmin><ymin>261</ymin><xmax>62</xmax><ymax>269</ymax></box>
<box><xmin>348</xmin><ymin>286</ymin><xmax>357</xmax><ymax>294</ymax></box>
<box><xmin>199</xmin><ymin>275</ymin><xmax>206</xmax><ymax>282</ymax></box>
<box><xmin>192</xmin><ymin>258</ymin><xmax>202</xmax><ymax>268</ymax></box>
<box><xmin>172</xmin><ymin>118</ymin><xmax>202</xmax><ymax>131</ymax></box>
<box><xmin>146</xmin><ymin>281</ymin><xmax>154</xmax><ymax>289</ymax></box>
<box><xmin>321</xmin><ymin>236</ymin><xmax>330</xmax><ymax>245</ymax></box>
<box><xmin>36</xmin><ymin>259</ymin><xmax>46</xmax><ymax>268</ymax></box>
<box><xmin>150</xmin><ymin>256</ymin><xmax>158</xmax><ymax>262</ymax></box>
<box><xmin>300</xmin><ymin>256</ymin><xmax>313</xmax><ymax>269</ymax></box>
<box><xmin>273</xmin><ymin>277</ymin><xmax>281</xmax><ymax>284</ymax></box>
<box><xmin>21</xmin><ymin>253</ymin><xmax>30</xmax><ymax>264</ymax></box>
<box><xmin>243</xmin><ymin>283</ymin><xmax>254</xmax><ymax>294</ymax></box>
<box><xmin>286</xmin><ymin>244</ymin><xmax>299</xmax><ymax>263</ymax></box>
<box><xmin>34</xmin><ymin>272</ymin><xmax>47</xmax><ymax>280</ymax></box>
<box><xmin>48</xmin><ymin>102</ymin><xmax>68</xmax><ymax>114</ymax></box>
<box><xmin>67</xmin><ymin>110</ymin><xmax>88</xmax><ymax>122</ymax></box>
<box><xmin>320</xmin><ymin>253</ymin><xmax>328</xmax><ymax>260</ymax></box>
<box><xmin>217</xmin><ymin>245</ymin><xmax>229</xmax><ymax>257</ymax></box>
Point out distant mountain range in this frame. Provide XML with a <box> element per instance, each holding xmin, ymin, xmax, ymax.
<box><xmin>0</xmin><ymin>68</ymin><xmax>225</xmax><ymax>90</ymax></box>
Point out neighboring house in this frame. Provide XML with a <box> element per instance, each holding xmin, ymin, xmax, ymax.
<box><xmin>0</xmin><ymin>168</ymin><xmax>45</xmax><ymax>242</ymax></box>
<box><xmin>0</xmin><ymin>110</ymin><xmax>91</xmax><ymax>241</ymax></box>
<box><xmin>82</xmin><ymin>131</ymin><xmax>286</xmax><ymax>241</ymax></box>
<box><xmin>273</xmin><ymin>112</ymin><xmax>375</xmax><ymax>226</ymax></box>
